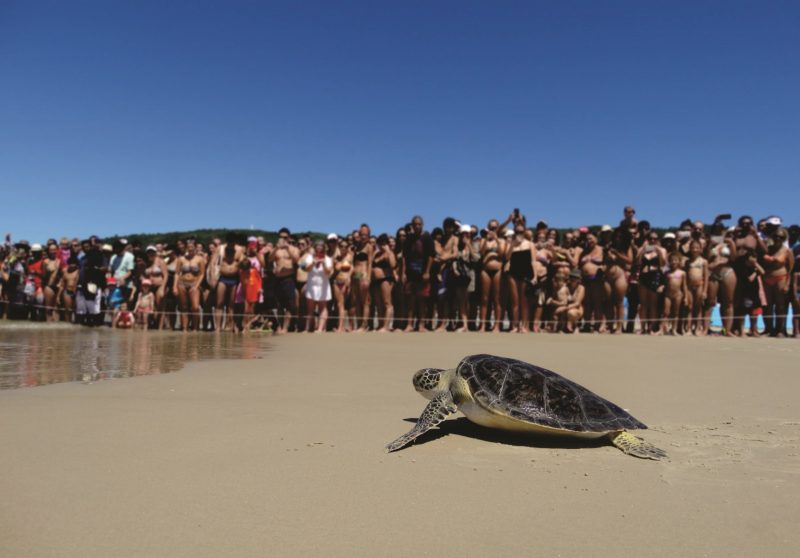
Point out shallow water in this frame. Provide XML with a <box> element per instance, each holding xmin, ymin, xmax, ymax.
<box><xmin>0</xmin><ymin>323</ymin><xmax>269</xmax><ymax>390</ymax></box>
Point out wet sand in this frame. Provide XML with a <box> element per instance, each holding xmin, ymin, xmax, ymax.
<box><xmin>1</xmin><ymin>333</ymin><xmax>798</xmax><ymax>557</ymax></box>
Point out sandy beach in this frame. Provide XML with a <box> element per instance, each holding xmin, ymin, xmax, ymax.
<box><xmin>1</xmin><ymin>333</ymin><xmax>798</xmax><ymax>557</ymax></box>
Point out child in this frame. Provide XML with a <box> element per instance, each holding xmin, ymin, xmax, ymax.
<box><xmin>562</xmin><ymin>269</ymin><xmax>585</xmax><ymax>334</ymax></box>
<box><xmin>134</xmin><ymin>279</ymin><xmax>155</xmax><ymax>329</ymax></box>
<box><xmin>685</xmin><ymin>240</ymin><xmax>709</xmax><ymax>335</ymax></box>
<box><xmin>112</xmin><ymin>302</ymin><xmax>134</xmax><ymax>329</ymax></box>
<box><xmin>663</xmin><ymin>252</ymin><xmax>689</xmax><ymax>335</ymax></box>
<box><xmin>544</xmin><ymin>275</ymin><xmax>569</xmax><ymax>332</ymax></box>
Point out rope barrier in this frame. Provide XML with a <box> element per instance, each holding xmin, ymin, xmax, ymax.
<box><xmin>7</xmin><ymin>300</ymin><xmax>796</xmax><ymax>328</ymax></box>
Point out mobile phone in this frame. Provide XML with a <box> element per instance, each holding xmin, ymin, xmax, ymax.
<box><xmin>513</xmin><ymin>208</ymin><xmax>519</xmax><ymax>218</ymax></box>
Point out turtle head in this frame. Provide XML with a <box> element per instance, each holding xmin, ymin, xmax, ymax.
<box><xmin>412</xmin><ymin>368</ymin><xmax>447</xmax><ymax>399</ymax></box>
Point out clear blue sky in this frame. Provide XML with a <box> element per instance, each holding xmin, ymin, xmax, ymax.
<box><xmin>2</xmin><ymin>1</ymin><xmax>798</xmax><ymax>242</ymax></box>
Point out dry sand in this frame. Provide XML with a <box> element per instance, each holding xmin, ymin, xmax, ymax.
<box><xmin>1</xmin><ymin>333</ymin><xmax>798</xmax><ymax>557</ymax></box>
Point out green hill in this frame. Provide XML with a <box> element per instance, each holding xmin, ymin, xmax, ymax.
<box><xmin>104</xmin><ymin>228</ymin><xmax>326</xmax><ymax>248</ymax></box>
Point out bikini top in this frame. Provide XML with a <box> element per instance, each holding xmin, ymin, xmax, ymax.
<box><xmin>580</xmin><ymin>254</ymin><xmax>603</xmax><ymax>265</ymax></box>
<box><xmin>145</xmin><ymin>265</ymin><xmax>163</xmax><ymax>277</ymax></box>
<box><xmin>181</xmin><ymin>264</ymin><xmax>200</xmax><ymax>274</ymax></box>
<box><xmin>354</xmin><ymin>251</ymin><xmax>369</xmax><ymax>263</ymax></box>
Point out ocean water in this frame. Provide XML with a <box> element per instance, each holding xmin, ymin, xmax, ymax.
<box><xmin>0</xmin><ymin>323</ymin><xmax>269</xmax><ymax>390</ymax></box>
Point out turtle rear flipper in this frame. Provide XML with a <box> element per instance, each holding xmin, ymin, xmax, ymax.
<box><xmin>609</xmin><ymin>431</ymin><xmax>668</xmax><ymax>461</ymax></box>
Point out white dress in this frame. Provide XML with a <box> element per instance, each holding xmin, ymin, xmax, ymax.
<box><xmin>302</xmin><ymin>254</ymin><xmax>333</xmax><ymax>301</ymax></box>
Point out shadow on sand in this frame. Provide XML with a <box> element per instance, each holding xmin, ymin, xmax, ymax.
<box><xmin>401</xmin><ymin>417</ymin><xmax>609</xmax><ymax>451</ymax></box>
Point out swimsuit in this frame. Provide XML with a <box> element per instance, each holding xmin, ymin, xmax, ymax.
<box><xmin>639</xmin><ymin>251</ymin><xmax>662</xmax><ymax>292</ymax></box>
<box><xmin>509</xmin><ymin>250</ymin><xmax>533</xmax><ymax>281</ymax></box>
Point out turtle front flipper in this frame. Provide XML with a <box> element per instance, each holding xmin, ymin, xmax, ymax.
<box><xmin>609</xmin><ymin>431</ymin><xmax>668</xmax><ymax>461</ymax></box>
<box><xmin>385</xmin><ymin>392</ymin><xmax>458</xmax><ymax>452</ymax></box>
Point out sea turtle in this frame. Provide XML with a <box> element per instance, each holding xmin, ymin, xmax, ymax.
<box><xmin>385</xmin><ymin>354</ymin><xmax>667</xmax><ymax>460</ymax></box>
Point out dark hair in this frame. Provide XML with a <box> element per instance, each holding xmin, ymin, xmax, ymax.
<box><xmin>443</xmin><ymin>217</ymin><xmax>457</xmax><ymax>230</ymax></box>
<box><xmin>377</xmin><ymin>233</ymin><xmax>389</xmax><ymax>245</ymax></box>
<box><xmin>432</xmin><ymin>227</ymin><xmax>443</xmax><ymax>237</ymax></box>
<box><xmin>738</xmin><ymin>215</ymin><xmax>753</xmax><ymax>226</ymax></box>
<box><xmin>638</xmin><ymin>220</ymin><xmax>650</xmax><ymax>231</ymax></box>
<box><xmin>278</xmin><ymin>227</ymin><xmax>290</xmax><ymax>235</ymax></box>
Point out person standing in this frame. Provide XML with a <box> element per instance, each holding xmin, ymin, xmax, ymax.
<box><xmin>401</xmin><ymin>216</ymin><xmax>434</xmax><ymax>332</ymax></box>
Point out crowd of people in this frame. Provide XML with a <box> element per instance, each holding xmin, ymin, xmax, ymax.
<box><xmin>1</xmin><ymin>207</ymin><xmax>798</xmax><ymax>337</ymax></box>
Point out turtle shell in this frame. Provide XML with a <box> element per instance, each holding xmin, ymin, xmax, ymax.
<box><xmin>457</xmin><ymin>354</ymin><xmax>647</xmax><ymax>433</ymax></box>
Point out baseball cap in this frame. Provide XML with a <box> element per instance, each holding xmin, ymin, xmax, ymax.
<box><xmin>663</xmin><ymin>232</ymin><xmax>676</xmax><ymax>240</ymax></box>
<box><xmin>600</xmin><ymin>224</ymin><xmax>613</xmax><ymax>232</ymax></box>
<box><xmin>327</xmin><ymin>233</ymin><xmax>338</xmax><ymax>241</ymax></box>
<box><xmin>31</xmin><ymin>243</ymin><xmax>43</xmax><ymax>252</ymax></box>
<box><xmin>459</xmin><ymin>224</ymin><xmax>472</xmax><ymax>234</ymax></box>
<box><xmin>145</xmin><ymin>245</ymin><xmax>157</xmax><ymax>252</ymax></box>
<box><xmin>766</xmin><ymin>216</ymin><xmax>782</xmax><ymax>226</ymax></box>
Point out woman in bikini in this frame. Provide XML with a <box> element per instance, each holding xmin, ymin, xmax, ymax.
<box><xmin>705</xmin><ymin>228</ymin><xmax>737</xmax><ymax>335</ymax></box>
<box><xmin>349</xmin><ymin>227</ymin><xmax>373</xmax><ymax>332</ymax></box>
<box><xmin>636</xmin><ymin>232</ymin><xmax>666</xmax><ymax>334</ymax></box>
<box><xmin>212</xmin><ymin>244</ymin><xmax>240</xmax><ymax>332</ymax></box>
<box><xmin>531</xmin><ymin>230</ymin><xmax>554</xmax><ymax>333</ymax></box>
<box><xmin>162</xmin><ymin>241</ymin><xmax>183</xmax><ymax>330</ymax></box>
<box><xmin>57</xmin><ymin>256</ymin><xmax>80</xmax><ymax>324</ymax></box>
<box><xmin>451</xmin><ymin>225</ymin><xmax>474</xmax><ymax>332</ymax></box>
<box><xmin>371</xmin><ymin>234</ymin><xmax>396</xmax><ymax>332</ymax></box>
<box><xmin>504</xmin><ymin>222</ymin><xmax>537</xmax><ymax>333</ymax></box>
<box><xmin>604</xmin><ymin>228</ymin><xmax>633</xmax><ymax>334</ymax></box>
<box><xmin>143</xmin><ymin>246</ymin><xmax>168</xmax><ymax>329</ymax></box>
<box><xmin>174</xmin><ymin>240</ymin><xmax>205</xmax><ymax>331</ymax></box>
<box><xmin>479</xmin><ymin>220</ymin><xmax>505</xmax><ymax>332</ymax></box>
<box><xmin>761</xmin><ymin>228</ymin><xmax>792</xmax><ymax>337</ymax></box>
<box><xmin>42</xmin><ymin>244</ymin><xmax>62</xmax><ymax>322</ymax></box>
<box><xmin>579</xmin><ymin>233</ymin><xmax>607</xmax><ymax>332</ymax></box>
<box><xmin>327</xmin><ymin>235</ymin><xmax>350</xmax><ymax>333</ymax></box>
<box><xmin>685</xmin><ymin>240</ymin><xmax>709</xmax><ymax>335</ymax></box>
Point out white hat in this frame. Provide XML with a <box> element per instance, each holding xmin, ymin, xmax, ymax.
<box><xmin>327</xmin><ymin>233</ymin><xmax>338</xmax><ymax>241</ymax></box>
<box><xmin>31</xmin><ymin>243</ymin><xmax>43</xmax><ymax>252</ymax></box>
<box><xmin>247</xmin><ymin>236</ymin><xmax>257</xmax><ymax>243</ymax></box>
<box><xmin>459</xmin><ymin>224</ymin><xmax>472</xmax><ymax>234</ymax></box>
<box><xmin>102</xmin><ymin>243</ymin><xmax>113</xmax><ymax>251</ymax></box>
<box><xmin>504</xmin><ymin>228</ymin><xmax>515</xmax><ymax>238</ymax></box>
<box><xmin>766</xmin><ymin>216</ymin><xmax>782</xmax><ymax>226</ymax></box>
<box><xmin>145</xmin><ymin>245</ymin><xmax>157</xmax><ymax>252</ymax></box>
<box><xmin>600</xmin><ymin>224</ymin><xmax>613</xmax><ymax>232</ymax></box>
<box><xmin>663</xmin><ymin>232</ymin><xmax>676</xmax><ymax>240</ymax></box>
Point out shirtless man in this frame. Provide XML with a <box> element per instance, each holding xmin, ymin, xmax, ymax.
<box><xmin>732</xmin><ymin>216</ymin><xmax>766</xmax><ymax>335</ymax></box>
<box><xmin>270</xmin><ymin>228</ymin><xmax>300</xmax><ymax>333</ymax></box>
<box><xmin>761</xmin><ymin>227</ymin><xmax>791</xmax><ymax>337</ymax></box>
<box><xmin>328</xmin><ymin>235</ymin><xmax>352</xmax><ymax>332</ymax></box>
<box><xmin>401</xmin><ymin>216</ymin><xmax>435</xmax><ymax>332</ymax></box>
